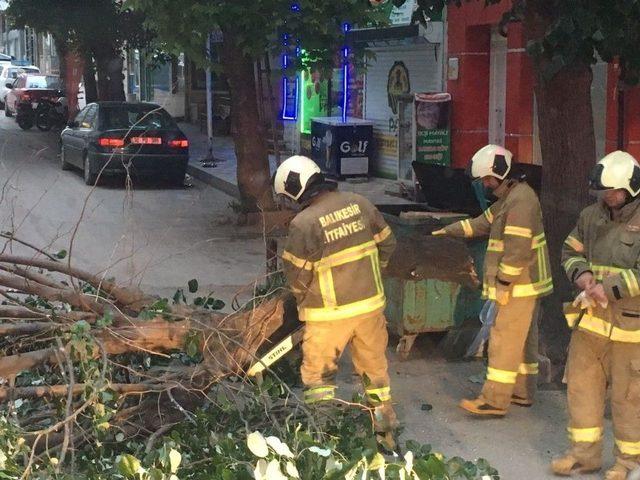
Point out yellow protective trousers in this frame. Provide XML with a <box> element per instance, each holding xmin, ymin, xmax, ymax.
<box><xmin>301</xmin><ymin>312</ymin><xmax>398</xmax><ymax>432</ymax></box>
<box><xmin>565</xmin><ymin>329</ymin><xmax>640</xmax><ymax>466</ymax></box>
<box><xmin>480</xmin><ymin>297</ymin><xmax>540</xmax><ymax>410</ymax></box>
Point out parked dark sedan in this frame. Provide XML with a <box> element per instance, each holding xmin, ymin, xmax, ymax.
<box><xmin>60</xmin><ymin>102</ymin><xmax>189</xmax><ymax>185</ymax></box>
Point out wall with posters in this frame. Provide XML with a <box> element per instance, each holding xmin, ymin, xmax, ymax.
<box><xmin>364</xmin><ymin>43</ymin><xmax>443</xmax><ymax>178</ymax></box>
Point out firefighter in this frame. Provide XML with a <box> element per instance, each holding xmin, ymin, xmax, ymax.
<box><xmin>432</xmin><ymin>144</ymin><xmax>553</xmax><ymax>416</ymax></box>
<box><xmin>273</xmin><ymin>155</ymin><xmax>398</xmax><ymax>446</ymax></box>
<box><xmin>552</xmin><ymin>151</ymin><xmax>640</xmax><ymax>479</ymax></box>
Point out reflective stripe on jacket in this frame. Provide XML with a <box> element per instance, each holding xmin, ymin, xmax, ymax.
<box><xmin>443</xmin><ymin>181</ymin><xmax>553</xmax><ymax>300</ymax></box>
<box><xmin>562</xmin><ymin>199</ymin><xmax>640</xmax><ymax>342</ymax></box>
<box><xmin>282</xmin><ymin>191</ymin><xmax>396</xmax><ymax>322</ymax></box>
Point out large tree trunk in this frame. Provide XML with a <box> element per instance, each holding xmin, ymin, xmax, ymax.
<box><xmin>95</xmin><ymin>52</ymin><xmax>126</xmax><ymax>102</ymax></box>
<box><xmin>523</xmin><ymin>2</ymin><xmax>597</xmax><ymax>370</ymax></box>
<box><xmin>83</xmin><ymin>56</ymin><xmax>98</xmax><ymax>104</ymax></box>
<box><xmin>220</xmin><ymin>27</ymin><xmax>275</xmax><ymax>212</ymax></box>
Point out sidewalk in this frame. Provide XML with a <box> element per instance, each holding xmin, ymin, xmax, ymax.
<box><xmin>179</xmin><ymin>122</ymin><xmax>413</xmax><ymax>205</ymax></box>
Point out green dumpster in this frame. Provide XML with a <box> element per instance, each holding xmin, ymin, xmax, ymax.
<box><xmin>378</xmin><ymin>204</ymin><xmax>487</xmax><ymax>359</ymax></box>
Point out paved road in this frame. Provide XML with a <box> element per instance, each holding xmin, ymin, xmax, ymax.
<box><xmin>0</xmin><ymin>115</ymin><xmax>612</xmax><ymax>479</ymax></box>
<box><xmin>0</xmin><ymin>115</ymin><xmax>267</xmax><ymax>302</ymax></box>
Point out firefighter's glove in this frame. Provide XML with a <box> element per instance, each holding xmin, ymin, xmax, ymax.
<box><xmin>575</xmin><ymin>272</ymin><xmax>596</xmax><ymax>292</ymax></box>
<box><xmin>431</xmin><ymin>229</ymin><xmax>447</xmax><ymax>236</ymax></box>
<box><xmin>495</xmin><ymin>281</ymin><xmax>511</xmax><ymax>306</ymax></box>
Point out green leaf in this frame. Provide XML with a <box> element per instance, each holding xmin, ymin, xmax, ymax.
<box><xmin>188</xmin><ymin>279</ymin><xmax>199</xmax><ymax>293</ymax></box>
<box><xmin>54</xmin><ymin>249</ymin><xmax>67</xmax><ymax>259</ymax></box>
<box><xmin>117</xmin><ymin>454</ymin><xmax>142</xmax><ymax>477</ymax></box>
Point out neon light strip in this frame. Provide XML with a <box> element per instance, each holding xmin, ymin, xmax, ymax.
<box><xmin>282</xmin><ymin>75</ymin><xmax>299</xmax><ymax>121</ymax></box>
<box><xmin>299</xmin><ymin>71</ymin><xmax>306</xmax><ymax>132</ymax></box>
<box><xmin>342</xmin><ymin>23</ymin><xmax>351</xmax><ymax>123</ymax></box>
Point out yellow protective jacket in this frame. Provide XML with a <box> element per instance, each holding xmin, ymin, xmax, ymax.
<box><xmin>442</xmin><ymin>180</ymin><xmax>553</xmax><ymax>300</ymax></box>
<box><xmin>562</xmin><ymin>198</ymin><xmax>640</xmax><ymax>342</ymax></box>
<box><xmin>282</xmin><ymin>190</ymin><xmax>396</xmax><ymax>322</ymax></box>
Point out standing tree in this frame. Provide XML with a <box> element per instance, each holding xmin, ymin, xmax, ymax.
<box><xmin>127</xmin><ymin>0</ymin><xmax>386</xmax><ymax>212</ymax></box>
<box><xmin>6</xmin><ymin>0</ymin><xmax>153</xmax><ymax>102</ymax></box>
<box><xmin>416</xmin><ymin>0</ymin><xmax>640</xmax><ymax>362</ymax></box>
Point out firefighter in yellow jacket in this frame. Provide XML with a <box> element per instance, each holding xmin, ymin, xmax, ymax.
<box><xmin>433</xmin><ymin>144</ymin><xmax>553</xmax><ymax>416</ymax></box>
<box><xmin>553</xmin><ymin>151</ymin><xmax>640</xmax><ymax>479</ymax></box>
<box><xmin>273</xmin><ymin>155</ymin><xmax>398</xmax><ymax>441</ymax></box>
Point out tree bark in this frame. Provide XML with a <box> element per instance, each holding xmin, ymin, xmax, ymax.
<box><xmin>523</xmin><ymin>2</ymin><xmax>597</xmax><ymax>368</ymax></box>
<box><xmin>220</xmin><ymin>27</ymin><xmax>275</xmax><ymax>212</ymax></box>
<box><xmin>95</xmin><ymin>52</ymin><xmax>125</xmax><ymax>102</ymax></box>
<box><xmin>83</xmin><ymin>56</ymin><xmax>98</xmax><ymax>104</ymax></box>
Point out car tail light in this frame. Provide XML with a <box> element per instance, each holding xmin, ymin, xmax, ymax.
<box><xmin>131</xmin><ymin>137</ymin><xmax>162</xmax><ymax>145</ymax></box>
<box><xmin>98</xmin><ymin>137</ymin><xmax>125</xmax><ymax>147</ymax></box>
<box><xmin>169</xmin><ymin>139</ymin><xmax>189</xmax><ymax>148</ymax></box>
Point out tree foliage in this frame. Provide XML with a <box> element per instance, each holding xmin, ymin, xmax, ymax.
<box><xmin>127</xmin><ymin>0</ymin><xmax>387</xmax><ymax>74</ymax></box>
<box><xmin>6</xmin><ymin>0</ymin><xmax>152</xmax><ymax>55</ymax></box>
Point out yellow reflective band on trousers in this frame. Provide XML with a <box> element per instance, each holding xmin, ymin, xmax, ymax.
<box><xmin>518</xmin><ymin>363</ymin><xmax>539</xmax><ymax>375</ymax></box>
<box><xmin>484</xmin><ymin>209</ymin><xmax>494</xmax><ymax>224</ymax></box>
<box><xmin>484</xmin><ymin>277</ymin><xmax>553</xmax><ymax>299</ymax></box>
<box><xmin>565</xmin><ymin>312</ymin><xmax>640</xmax><ymax>343</ymax></box>
<box><xmin>282</xmin><ymin>250</ymin><xmax>314</xmax><ymax>270</ymax></box>
<box><xmin>568</xmin><ymin>426</ymin><xmax>603</xmax><ymax>443</ymax></box>
<box><xmin>373</xmin><ymin>226</ymin><xmax>392</xmax><ymax>244</ymax></box>
<box><xmin>565</xmin><ymin>235</ymin><xmax>585</xmax><ymax>253</ymax></box>
<box><xmin>487</xmin><ymin>239</ymin><xmax>504</xmax><ymax>252</ymax></box>
<box><xmin>504</xmin><ymin>225</ymin><xmax>533</xmax><ymax>238</ymax></box>
<box><xmin>304</xmin><ymin>386</ymin><xmax>336</xmax><ymax>404</ymax></box>
<box><xmin>499</xmin><ymin>263</ymin><xmax>524</xmax><ymax>276</ymax></box>
<box><xmin>622</xmin><ymin>269</ymin><xmax>640</xmax><ymax>297</ymax></box>
<box><xmin>300</xmin><ymin>294</ymin><xmax>386</xmax><ymax>322</ymax></box>
<box><xmin>616</xmin><ymin>439</ymin><xmax>640</xmax><ymax>456</ymax></box>
<box><xmin>486</xmin><ymin>367</ymin><xmax>518</xmax><ymax>384</ymax></box>
<box><xmin>365</xmin><ymin>386</ymin><xmax>391</xmax><ymax>404</ymax></box>
<box><xmin>461</xmin><ymin>219</ymin><xmax>473</xmax><ymax>237</ymax></box>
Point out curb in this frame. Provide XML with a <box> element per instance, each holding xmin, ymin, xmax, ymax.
<box><xmin>186</xmin><ymin>162</ymin><xmax>241</xmax><ymax>200</ymax></box>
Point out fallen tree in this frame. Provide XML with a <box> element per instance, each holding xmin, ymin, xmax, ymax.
<box><xmin>0</xmin><ymin>237</ymin><xmax>293</xmax><ymax>476</ymax></box>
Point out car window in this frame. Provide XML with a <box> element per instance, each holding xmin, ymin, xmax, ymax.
<box><xmin>8</xmin><ymin>68</ymin><xmax>39</xmax><ymax>79</ymax></box>
<box><xmin>15</xmin><ymin>77</ymin><xmax>25</xmax><ymax>88</ymax></box>
<box><xmin>24</xmin><ymin>75</ymin><xmax>60</xmax><ymax>89</ymax></box>
<box><xmin>82</xmin><ymin>105</ymin><xmax>98</xmax><ymax>129</ymax></box>
<box><xmin>100</xmin><ymin>105</ymin><xmax>176</xmax><ymax>130</ymax></box>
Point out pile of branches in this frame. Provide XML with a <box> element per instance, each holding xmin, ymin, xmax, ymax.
<box><xmin>0</xmin><ymin>237</ymin><xmax>287</xmax><ymax>476</ymax></box>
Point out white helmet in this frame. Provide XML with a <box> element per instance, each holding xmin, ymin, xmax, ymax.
<box><xmin>590</xmin><ymin>150</ymin><xmax>640</xmax><ymax>197</ymax></box>
<box><xmin>273</xmin><ymin>155</ymin><xmax>322</xmax><ymax>202</ymax></box>
<box><xmin>469</xmin><ymin>144</ymin><xmax>513</xmax><ymax>180</ymax></box>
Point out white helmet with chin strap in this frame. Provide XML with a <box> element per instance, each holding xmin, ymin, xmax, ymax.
<box><xmin>273</xmin><ymin>155</ymin><xmax>322</xmax><ymax>202</ymax></box>
<box><xmin>469</xmin><ymin>144</ymin><xmax>513</xmax><ymax>180</ymax></box>
<box><xmin>589</xmin><ymin>150</ymin><xmax>640</xmax><ymax>197</ymax></box>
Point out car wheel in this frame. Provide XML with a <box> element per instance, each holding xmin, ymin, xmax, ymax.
<box><xmin>168</xmin><ymin>171</ymin><xmax>186</xmax><ymax>188</ymax></box>
<box><xmin>4</xmin><ymin>104</ymin><xmax>12</xmax><ymax>117</ymax></box>
<box><xmin>83</xmin><ymin>154</ymin><xmax>97</xmax><ymax>185</ymax></box>
<box><xmin>60</xmin><ymin>145</ymin><xmax>72</xmax><ymax>171</ymax></box>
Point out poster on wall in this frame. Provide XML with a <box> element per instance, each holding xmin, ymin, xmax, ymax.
<box><xmin>414</xmin><ymin>92</ymin><xmax>451</xmax><ymax>166</ymax></box>
<box><xmin>300</xmin><ymin>71</ymin><xmax>328</xmax><ymax>134</ymax></box>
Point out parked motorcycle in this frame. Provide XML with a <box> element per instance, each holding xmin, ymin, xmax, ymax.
<box><xmin>35</xmin><ymin>95</ymin><xmax>68</xmax><ymax>131</ymax></box>
<box><xmin>16</xmin><ymin>100</ymin><xmax>34</xmax><ymax>130</ymax></box>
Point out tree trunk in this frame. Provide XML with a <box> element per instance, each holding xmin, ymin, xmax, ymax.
<box><xmin>523</xmin><ymin>2</ymin><xmax>597</xmax><ymax>370</ymax></box>
<box><xmin>84</xmin><ymin>56</ymin><xmax>98</xmax><ymax>104</ymax></box>
<box><xmin>95</xmin><ymin>52</ymin><xmax>125</xmax><ymax>102</ymax></box>
<box><xmin>220</xmin><ymin>27</ymin><xmax>275</xmax><ymax>212</ymax></box>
